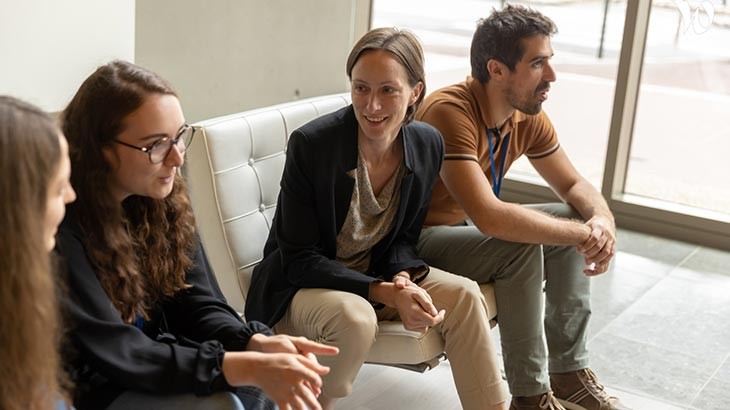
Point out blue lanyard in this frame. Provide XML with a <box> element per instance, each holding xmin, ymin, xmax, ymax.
<box><xmin>486</xmin><ymin>127</ymin><xmax>511</xmax><ymax>198</ymax></box>
<box><xmin>135</xmin><ymin>315</ymin><xmax>144</xmax><ymax>330</ymax></box>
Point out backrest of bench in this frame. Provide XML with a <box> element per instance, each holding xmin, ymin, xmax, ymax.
<box><xmin>184</xmin><ymin>94</ymin><xmax>351</xmax><ymax>313</ymax></box>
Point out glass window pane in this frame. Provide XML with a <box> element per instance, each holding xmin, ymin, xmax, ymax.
<box><xmin>372</xmin><ymin>0</ymin><xmax>626</xmax><ymax>189</ymax></box>
<box><xmin>626</xmin><ymin>0</ymin><xmax>730</xmax><ymax>215</ymax></box>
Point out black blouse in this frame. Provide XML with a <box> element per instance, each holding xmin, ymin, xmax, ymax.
<box><xmin>56</xmin><ymin>204</ymin><xmax>272</xmax><ymax>410</ymax></box>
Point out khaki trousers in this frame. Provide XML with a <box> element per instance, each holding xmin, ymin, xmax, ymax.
<box><xmin>274</xmin><ymin>267</ymin><xmax>509</xmax><ymax>409</ymax></box>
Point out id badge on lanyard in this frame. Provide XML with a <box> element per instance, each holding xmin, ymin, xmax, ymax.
<box><xmin>486</xmin><ymin>127</ymin><xmax>511</xmax><ymax>198</ymax></box>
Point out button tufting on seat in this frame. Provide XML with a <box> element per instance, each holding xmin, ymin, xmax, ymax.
<box><xmin>259</xmin><ymin>204</ymin><xmax>266</xmax><ymax>213</ymax></box>
<box><xmin>248</xmin><ymin>158</ymin><xmax>255</xmax><ymax>166</ymax></box>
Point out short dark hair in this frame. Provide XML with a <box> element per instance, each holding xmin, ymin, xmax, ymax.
<box><xmin>346</xmin><ymin>27</ymin><xmax>426</xmax><ymax>124</ymax></box>
<box><xmin>471</xmin><ymin>4</ymin><xmax>557</xmax><ymax>83</ymax></box>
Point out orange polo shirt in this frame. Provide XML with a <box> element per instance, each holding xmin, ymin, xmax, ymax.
<box><xmin>416</xmin><ymin>76</ymin><xmax>560</xmax><ymax>227</ymax></box>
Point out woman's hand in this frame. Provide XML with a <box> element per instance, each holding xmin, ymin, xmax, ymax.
<box><xmin>222</xmin><ymin>351</ymin><xmax>330</xmax><ymax>410</ymax></box>
<box><xmin>392</xmin><ymin>283</ymin><xmax>445</xmax><ymax>333</ymax></box>
<box><xmin>392</xmin><ymin>271</ymin><xmax>415</xmax><ymax>289</ymax></box>
<box><xmin>371</xmin><ymin>275</ymin><xmax>445</xmax><ymax>333</ymax></box>
<box><xmin>247</xmin><ymin>333</ymin><xmax>339</xmax><ymax>357</ymax></box>
<box><xmin>246</xmin><ymin>334</ymin><xmax>339</xmax><ymax>398</ymax></box>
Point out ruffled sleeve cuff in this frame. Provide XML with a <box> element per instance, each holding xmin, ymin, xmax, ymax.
<box><xmin>240</xmin><ymin>320</ymin><xmax>274</xmax><ymax>344</ymax></box>
<box><xmin>194</xmin><ymin>340</ymin><xmax>230</xmax><ymax>395</ymax></box>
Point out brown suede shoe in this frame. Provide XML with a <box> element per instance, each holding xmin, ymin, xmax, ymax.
<box><xmin>550</xmin><ymin>368</ymin><xmax>630</xmax><ymax>410</ymax></box>
<box><xmin>510</xmin><ymin>391</ymin><xmax>566</xmax><ymax>410</ymax></box>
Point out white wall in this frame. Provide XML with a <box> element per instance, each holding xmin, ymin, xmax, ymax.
<box><xmin>0</xmin><ymin>0</ymin><xmax>135</xmax><ymax>112</ymax></box>
<box><xmin>136</xmin><ymin>0</ymin><xmax>371</xmax><ymax>122</ymax></box>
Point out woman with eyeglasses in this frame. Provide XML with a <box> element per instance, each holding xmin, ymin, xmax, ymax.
<box><xmin>0</xmin><ymin>96</ymin><xmax>77</xmax><ymax>410</ymax></box>
<box><xmin>57</xmin><ymin>60</ymin><xmax>337</xmax><ymax>410</ymax></box>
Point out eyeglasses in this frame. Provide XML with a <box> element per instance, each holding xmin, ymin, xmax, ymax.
<box><xmin>113</xmin><ymin>124</ymin><xmax>195</xmax><ymax>164</ymax></box>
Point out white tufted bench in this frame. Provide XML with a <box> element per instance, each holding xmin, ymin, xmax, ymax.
<box><xmin>184</xmin><ymin>94</ymin><xmax>498</xmax><ymax>372</ymax></box>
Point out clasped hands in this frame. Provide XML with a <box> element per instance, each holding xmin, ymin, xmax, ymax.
<box><xmin>576</xmin><ymin>215</ymin><xmax>616</xmax><ymax>276</ymax></box>
<box><xmin>390</xmin><ymin>272</ymin><xmax>445</xmax><ymax>333</ymax></box>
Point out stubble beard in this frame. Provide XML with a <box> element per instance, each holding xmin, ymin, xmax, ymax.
<box><xmin>507</xmin><ymin>82</ymin><xmax>549</xmax><ymax>115</ymax></box>
<box><xmin>507</xmin><ymin>91</ymin><xmax>542</xmax><ymax>115</ymax></box>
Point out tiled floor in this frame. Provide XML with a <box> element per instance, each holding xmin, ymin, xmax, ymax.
<box><xmin>339</xmin><ymin>229</ymin><xmax>730</xmax><ymax>409</ymax></box>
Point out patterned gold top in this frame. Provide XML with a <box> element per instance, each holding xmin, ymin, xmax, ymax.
<box><xmin>336</xmin><ymin>149</ymin><xmax>405</xmax><ymax>273</ymax></box>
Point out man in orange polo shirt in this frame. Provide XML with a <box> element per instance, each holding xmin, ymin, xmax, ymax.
<box><xmin>415</xmin><ymin>5</ymin><xmax>627</xmax><ymax>410</ymax></box>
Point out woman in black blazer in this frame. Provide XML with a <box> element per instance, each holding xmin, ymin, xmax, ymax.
<box><xmin>247</xmin><ymin>28</ymin><xmax>508</xmax><ymax>410</ymax></box>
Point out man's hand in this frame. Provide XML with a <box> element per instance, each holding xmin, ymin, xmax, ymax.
<box><xmin>576</xmin><ymin>215</ymin><xmax>616</xmax><ymax>276</ymax></box>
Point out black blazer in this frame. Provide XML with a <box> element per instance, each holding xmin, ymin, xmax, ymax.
<box><xmin>245</xmin><ymin>105</ymin><xmax>444</xmax><ymax>326</ymax></box>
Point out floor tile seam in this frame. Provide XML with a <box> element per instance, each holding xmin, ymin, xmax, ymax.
<box><xmin>663</xmin><ymin>258</ymin><xmax>730</xmax><ymax>290</ymax></box>
<box><xmin>606</xmin><ymin>382</ymin><xmax>700</xmax><ymax>409</ymax></box>
<box><xmin>616</xmin><ymin>247</ymin><xmax>685</xmax><ymax>276</ymax></box>
<box><xmin>616</xmin><ymin>269</ymin><xmax>672</xmax><ymax>283</ymax></box>
<box><xmin>615</xmin><ymin>238</ymin><xmax>698</xmax><ymax>266</ymax></box>
<box><xmin>688</xmin><ymin>351</ymin><xmax>730</xmax><ymax>406</ymax></box>
<box><xmin>611</xmin><ymin>262</ymin><xmax>673</xmax><ymax>278</ymax></box>
<box><xmin>595</xmin><ymin>327</ymin><xmax>725</xmax><ymax>367</ymax></box>
<box><xmin>673</xmin><ymin>246</ymin><xmax>701</xmax><ymax>270</ymax></box>
<box><xmin>603</xmin><ymin>382</ymin><xmax>702</xmax><ymax>410</ymax></box>
<box><xmin>596</xmin><ymin>322</ymin><xmax>712</xmax><ymax>361</ymax></box>
<box><xmin>587</xmin><ymin>274</ymin><xmax>670</xmax><ymax>343</ymax></box>
<box><xmin>602</xmin><ymin>261</ymin><xmax>730</xmax><ymax>323</ymax></box>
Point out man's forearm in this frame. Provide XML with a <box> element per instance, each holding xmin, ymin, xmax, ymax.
<box><xmin>473</xmin><ymin>201</ymin><xmax>590</xmax><ymax>246</ymax></box>
<box><xmin>561</xmin><ymin>179</ymin><xmax>614</xmax><ymax>225</ymax></box>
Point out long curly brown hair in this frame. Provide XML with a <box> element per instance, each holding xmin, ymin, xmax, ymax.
<box><xmin>61</xmin><ymin>61</ymin><xmax>196</xmax><ymax>323</ymax></box>
<box><xmin>0</xmin><ymin>96</ymin><xmax>67</xmax><ymax>410</ymax></box>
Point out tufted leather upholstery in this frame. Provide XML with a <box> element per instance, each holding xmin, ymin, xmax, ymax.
<box><xmin>184</xmin><ymin>94</ymin><xmax>497</xmax><ymax>370</ymax></box>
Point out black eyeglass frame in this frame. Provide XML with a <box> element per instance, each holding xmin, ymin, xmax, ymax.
<box><xmin>113</xmin><ymin>124</ymin><xmax>195</xmax><ymax>164</ymax></box>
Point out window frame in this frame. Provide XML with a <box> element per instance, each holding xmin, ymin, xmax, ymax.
<box><xmin>500</xmin><ymin>0</ymin><xmax>730</xmax><ymax>251</ymax></box>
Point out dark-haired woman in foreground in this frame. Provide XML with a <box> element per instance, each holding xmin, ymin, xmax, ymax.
<box><xmin>57</xmin><ymin>61</ymin><xmax>337</xmax><ymax>410</ymax></box>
